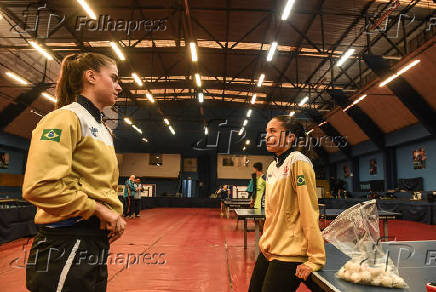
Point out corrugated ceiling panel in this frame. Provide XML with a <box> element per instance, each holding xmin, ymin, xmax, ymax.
<box><xmin>326</xmin><ymin>111</ymin><xmax>369</xmax><ymax>146</ymax></box>
<box><xmin>312</xmin><ymin>127</ymin><xmax>339</xmax><ymax>153</ymax></box>
<box><xmin>357</xmin><ymin>87</ymin><xmax>418</xmax><ymax>133</ymax></box>
<box><xmin>401</xmin><ymin>43</ymin><xmax>436</xmax><ymax>111</ymax></box>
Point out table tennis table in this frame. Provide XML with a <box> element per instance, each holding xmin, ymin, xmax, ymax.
<box><xmin>223</xmin><ymin>199</ymin><xmax>251</xmax><ymax>218</ymax></box>
<box><xmin>312</xmin><ymin>240</ymin><xmax>436</xmax><ymax>292</ymax></box>
<box><xmin>234</xmin><ymin>208</ymin><xmax>265</xmax><ymax>255</ymax></box>
<box><xmin>235</xmin><ymin>207</ymin><xmax>402</xmax><ymax>256</ymax></box>
<box><xmin>319</xmin><ymin>207</ymin><xmax>401</xmax><ymax>239</ymax></box>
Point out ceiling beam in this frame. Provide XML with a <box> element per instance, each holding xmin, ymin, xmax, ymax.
<box><xmin>364</xmin><ymin>54</ymin><xmax>436</xmax><ymax>136</ymax></box>
<box><xmin>327</xmin><ymin>89</ymin><xmax>385</xmax><ymax>150</ymax></box>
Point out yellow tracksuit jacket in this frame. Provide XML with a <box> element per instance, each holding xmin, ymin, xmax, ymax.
<box><xmin>22</xmin><ymin>99</ymin><xmax>122</xmax><ymax>224</ymax></box>
<box><xmin>259</xmin><ymin>151</ymin><xmax>326</xmax><ymax>271</ymax></box>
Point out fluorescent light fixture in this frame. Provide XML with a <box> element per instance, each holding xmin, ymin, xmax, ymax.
<box><xmin>298</xmin><ymin>96</ymin><xmax>309</xmax><ymax>107</ymax></box>
<box><xmin>41</xmin><ymin>92</ymin><xmax>56</xmax><ymax>103</ymax></box>
<box><xmin>169</xmin><ymin>126</ymin><xmax>175</xmax><ymax>135</ymax></box>
<box><xmin>204</xmin><ymin>127</ymin><xmax>208</xmax><ymax>135</ymax></box>
<box><xmin>164</xmin><ymin>118</ymin><xmax>170</xmax><ymax>125</ymax></box>
<box><xmin>266</xmin><ymin>42</ymin><xmax>278</xmax><ymax>61</ymax></box>
<box><xmin>257</xmin><ymin>74</ymin><xmax>265</xmax><ymax>87</ymax></box>
<box><xmin>198</xmin><ymin>92</ymin><xmax>204</xmax><ymax>103</ymax></box>
<box><xmin>379</xmin><ymin>59</ymin><xmax>421</xmax><ymax>87</ymax></box>
<box><xmin>189</xmin><ymin>42</ymin><xmax>198</xmax><ymax>62</ymax></box>
<box><xmin>123</xmin><ymin>117</ymin><xmax>132</xmax><ymax>125</ymax></box>
<box><xmin>289</xmin><ymin>111</ymin><xmax>295</xmax><ymax>117</ymax></box>
<box><xmin>77</xmin><ymin>0</ymin><xmax>97</xmax><ymax>20</ymax></box>
<box><xmin>5</xmin><ymin>72</ymin><xmax>29</xmax><ymax>85</ymax></box>
<box><xmin>250</xmin><ymin>94</ymin><xmax>257</xmax><ymax>104</ymax></box>
<box><xmin>281</xmin><ymin>0</ymin><xmax>296</xmax><ymax>20</ymax></box>
<box><xmin>352</xmin><ymin>94</ymin><xmax>367</xmax><ymax>105</ymax></box>
<box><xmin>30</xmin><ymin>109</ymin><xmax>43</xmax><ymax>117</ymax></box>
<box><xmin>344</xmin><ymin>94</ymin><xmax>368</xmax><ymax>112</ymax></box>
<box><xmin>246</xmin><ymin>109</ymin><xmax>252</xmax><ymax>117</ymax></box>
<box><xmin>131</xmin><ymin>73</ymin><xmax>143</xmax><ymax>86</ymax></box>
<box><xmin>306</xmin><ymin>129</ymin><xmax>314</xmax><ymax>135</ymax></box>
<box><xmin>142</xmin><ymin>137</ymin><xmax>148</xmax><ymax>142</ymax></box>
<box><xmin>29</xmin><ymin>41</ymin><xmax>53</xmax><ymax>60</ymax></box>
<box><xmin>146</xmin><ymin>93</ymin><xmax>155</xmax><ymax>103</ymax></box>
<box><xmin>195</xmin><ymin>73</ymin><xmax>201</xmax><ymax>87</ymax></box>
<box><xmin>243</xmin><ymin>119</ymin><xmax>248</xmax><ymax>126</ymax></box>
<box><xmin>238</xmin><ymin>127</ymin><xmax>245</xmax><ymax>136</ymax></box>
<box><xmin>318</xmin><ymin>121</ymin><xmax>327</xmax><ymax>127</ymax></box>
<box><xmin>336</xmin><ymin>48</ymin><xmax>355</xmax><ymax>67</ymax></box>
<box><xmin>132</xmin><ymin>125</ymin><xmax>142</xmax><ymax>134</ymax></box>
<box><xmin>110</xmin><ymin>42</ymin><xmax>126</xmax><ymax>61</ymax></box>
<box><xmin>245</xmin><ymin>140</ymin><xmax>251</xmax><ymax>145</ymax></box>
<box><xmin>242</xmin><ymin>146</ymin><xmax>246</xmax><ymax>151</ymax></box>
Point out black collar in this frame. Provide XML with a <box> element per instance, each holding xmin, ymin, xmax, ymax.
<box><xmin>77</xmin><ymin>95</ymin><xmax>103</xmax><ymax>123</ymax></box>
<box><xmin>274</xmin><ymin>148</ymin><xmax>293</xmax><ymax>167</ymax></box>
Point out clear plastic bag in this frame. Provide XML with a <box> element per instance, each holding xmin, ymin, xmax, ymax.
<box><xmin>322</xmin><ymin>200</ymin><xmax>408</xmax><ymax>289</ymax></box>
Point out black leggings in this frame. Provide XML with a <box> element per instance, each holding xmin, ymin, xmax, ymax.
<box><xmin>249</xmin><ymin>252</ymin><xmax>322</xmax><ymax>292</ymax></box>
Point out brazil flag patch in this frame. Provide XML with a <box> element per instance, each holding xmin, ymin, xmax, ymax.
<box><xmin>296</xmin><ymin>175</ymin><xmax>306</xmax><ymax>186</ymax></box>
<box><xmin>41</xmin><ymin>129</ymin><xmax>62</xmax><ymax>142</ymax></box>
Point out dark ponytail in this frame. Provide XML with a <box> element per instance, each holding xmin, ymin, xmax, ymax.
<box><xmin>272</xmin><ymin>115</ymin><xmax>315</xmax><ymax>159</ymax></box>
<box><xmin>55</xmin><ymin>53</ymin><xmax>116</xmax><ymax>108</ymax></box>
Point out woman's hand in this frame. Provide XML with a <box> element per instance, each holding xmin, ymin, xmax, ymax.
<box><xmin>295</xmin><ymin>264</ymin><xmax>312</xmax><ymax>281</ymax></box>
<box><xmin>94</xmin><ymin>202</ymin><xmax>126</xmax><ymax>243</ymax></box>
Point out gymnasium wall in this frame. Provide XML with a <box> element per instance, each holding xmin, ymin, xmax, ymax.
<box><xmin>396</xmin><ymin>138</ymin><xmax>436</xmax><ymax>191</ymax></box>
<box><xmin>118</xmin><ymin>153</ymin><xmax>181</xmax><ymax>178</ymax></box>
<box><xmin>0</xmin><ymin>132</ymin><xmax>29</xmax><ymax>175</ymax></box>
<box><xmin>336</xmin><ymin>160</ymin><xmax>353</xmax><ymax>192</ymax></box>
<box><xmin>359</xmin><ymin>152</ymin><xmax>385</xmax><ymax>182</ymax></box>
<box><xmin>217</xmin><ymin>154</ymin><xmax>273</xmax><ymax>179</ymax></box>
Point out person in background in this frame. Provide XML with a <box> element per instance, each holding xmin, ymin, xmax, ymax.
<box><xmin>217</xmin><ymin>185</ymin><xmax>231</xmax><ymax>216</ymax></box>
<box><xmin>123</xmin><ymin>175</ymin><xmax>136</xmax><ymax>218</ymax></box>
<box><xmin>22</xmin><ymin>52</ymin><xmax>126</xmax><ymax>292</ymax></box>
<box><xmin>249</xmin><ymin>162</ymin><xmax>266</xmax><ymax>210</ymax></box>
<box><xmin>134</xmin><ymin>178</ymin><xmax>143</xmax><ymax>217</ymax></box>
<box><xmin>249</xmin><ymin>115</ymin><xmax>325</xmax><ymax>292</ymax></box>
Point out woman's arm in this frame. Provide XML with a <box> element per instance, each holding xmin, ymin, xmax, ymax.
<box><xmin>22</xmin><ymin>110</ymin><xmax>95</xmax><ymax>219</ymax></box>
<box><xmin>292</xmin><ymin>160</ymin><xmax>326</xmax><ymax>274</ymax></box>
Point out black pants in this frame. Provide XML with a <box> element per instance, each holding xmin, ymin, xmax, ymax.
<box><xmin>123</xmin><ymin>196</ymin><xmax>133</xmax><ymax>216</ymax></box>
<box><xmin>134</xmin><ymin>198</ymin><xmax>141</xmax><ymax>216</ymax></box>
<box><xmin>249</xmin><ymin>252</ymin><xmax>322</xmax><ymax>292</ymax></box>
<box><xmin>26</xmin><ymin>216</ymin><xmax>109</xmax><ymax>292</ymax></box>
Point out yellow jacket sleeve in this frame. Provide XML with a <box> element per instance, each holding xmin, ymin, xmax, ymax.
<box><xmin>292</xmin><ymin>160</ymin><xmax>326</xmax><ymax>271</ymax></box>
<box><xmin>22</xmin><ymin>110</ymin><xmax>96</xmax><ymax>220</ymax></box>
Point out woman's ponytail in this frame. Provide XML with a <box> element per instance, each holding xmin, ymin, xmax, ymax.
<box><xmin>55</xmin><ymin>53</ymin><xmax>115</xmax><ymax>109</ymax></box>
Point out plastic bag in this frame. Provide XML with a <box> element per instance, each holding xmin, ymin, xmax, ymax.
<box><xmin>322</xmin><ymin>200</ymin><xmax>408</xmax><ymax>289</ymax></box>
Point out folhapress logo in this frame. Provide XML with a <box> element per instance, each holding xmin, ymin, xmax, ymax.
<box><xmin>75</xmin><ymin>15</ymin><xmax>167</xmax><ymax>35</ymax></box>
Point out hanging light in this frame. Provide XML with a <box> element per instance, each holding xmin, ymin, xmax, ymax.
<box><xmin>5</xmin><ymin>72</ymin><xmax>29</xmax><ymax>85</ymax></box>
<box><xmin>281</xmin><ymin>0</ymin><xmax>296</xmax><ymax>20</ymax></box>
<box><xmin>250</xmin><ymin>94</ymin><xmax>257</xmax><ymax>104</ymax></box>
<box><xmin>146</xmin><ymin>93</ymin><xmax>155</xmax><ymax>103</ymax></box>
<box><xmin>257</xmin><ymin>74</ymin><xmax>265</xmax><ymax>87</ymax></box>
<box><xmin>336</xmin><ymin>48</ymin><xmax>355</xmax><ymax>67</ymax></box>
<box><xmin>198</xmin><ymin>92</ymin><xmax>204</xmax><ymax>103</ymax></box>
<box><xmin>29</xmin><ymin>41</ymin><xmax>53</xmax><ymax>60</ymax></box>
<box><xmin>298</xmin><ymin>96</ymin><xmax>309</xmax><ymax>107</ymax></box>
<box><xmin>266</xmin><ymin>42</ymin><xmax>278</xmax><ymax>61</ymax></box>
<box><xmin>41</xmin><ymin>92</ymin><xmax>56</xmax><ymax>103</ymax></box>
<box><xmin>77</xmin><ymin>0</ymin><xmax>97</xmax><ymax>20</ymax></box>
<box><xmin>131</xmin><ymin>73</ymin><xmax>143</xmax><ymax>86</ymax></box>
<box><xmin>110</xmin><ymin>42</ymin><xmax>126</xmax><ymax>61</ymax></box>
<box><xmin>189</xmin><ymin>42</ymin><xmax>198</xmax><ymax>62</ymax></box>
<box><xmin>123</xmin><ymin>117</ymin><xmax>133</xmax><ymax>125</ymax></box>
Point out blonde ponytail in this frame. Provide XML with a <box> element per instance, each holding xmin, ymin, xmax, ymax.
<box><xmin>55</xmin><ymin>53</ymin><xmax>116</xmax><ymax>108</ymax></box>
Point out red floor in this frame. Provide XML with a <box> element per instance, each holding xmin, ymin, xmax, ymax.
<box><xmin>1</xmin><ymin>208</ymin><xmax>436</xmax><ymax>292</ymax></box>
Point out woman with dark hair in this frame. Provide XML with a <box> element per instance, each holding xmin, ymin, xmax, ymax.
<box><xmin>23</xmin><ymin>52</ymin><xmax>125</xmax><ymax>292</ymax></box>
<box><xmin>249</xmin><ymin>115</ymin><xmax>325</xmax><ymax>292</ymax></box>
